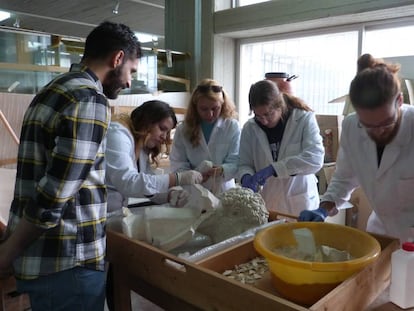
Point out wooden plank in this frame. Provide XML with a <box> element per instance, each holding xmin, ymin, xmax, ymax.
<box><xmin>0</xmin><ymin>158</ymin><xmax>17</xmax><ymax>167</ymax></box>
<box><xmin>310</xmin><ymin>234</ymin><xmax>399</xmax><ymax>311</ymax></box>
<box><xmin>112</xmin><ymin>265</ymin><xmax>132</xmax><ymax>311</ymax></box>
<box><xmin>0</xmin><ymin>62</ymin><xmax>67</xmax><ymax>73</ymax></box>
<box><xmin>110</xmin><ymin>105</ymin><xmax>186</xmax><ymax>116</ymax></box>
<box><xmin>0</xmin><ymin>110</ymin><xmax>19</xmax><ymax>145</ymax></box>
<box><xmin>157</xmin><ymin>74</ymin><xmax>190</xmax><ymax>92</ymax></box>
<box><xmin>196</xmin><ymin>238</ymin><xmax>257</xmax><ymax>271</ymax></box>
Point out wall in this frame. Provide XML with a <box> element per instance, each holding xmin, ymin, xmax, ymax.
<box><xmin>0</xmin><ymin>92</ymin><xmax>190</xmax><ymax>167</ymax></box>
<box><xmin>0</xmin><ymin>93</ymin><xmax>32</xmax><ymax>167</ymax></box>
<box><xmin>384</xmin><ymin>56</ymin><xmax>414</xmax><ymax>79</ymax></box>
<box><xmin>211</xmin><ymin>0</ymin><xmax>414</xmax><ymax>104</ymax></box>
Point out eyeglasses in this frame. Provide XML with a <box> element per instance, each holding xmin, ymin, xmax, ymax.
<box><xmin>358</xmin><ymin>101</ymin><xmax>399</xmax><ymax>132</ymax></box>
<box><xmin>254</xmin><ymin>108</ymin><xmax>277</xmax><ymax>123</ymax></box>
<box><xmin>197</xmin><ymin>85</ymin><xmax>223</xmax><ymax>93</ymax></box>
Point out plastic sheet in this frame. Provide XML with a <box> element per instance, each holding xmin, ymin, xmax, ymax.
<box><xmin>120</xmin><ymin>190</ymin><xmax>216</xmax><ymax>251</ymax></box>
<box><xmin>185</xmin><ymin>219</ymin><xmax>286</xmax><ymax>262</ymax></box>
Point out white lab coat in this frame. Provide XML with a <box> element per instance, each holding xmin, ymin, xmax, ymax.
<box><xmin>105</xmin><ymin>122</ymin><xmax>170</xmax><ymax>212</ymax></box>
<box><xmin>170</xmin><ymin>118</ymin><xmax>240</xmax><ymax>194</ymax></box>
<box><xmin>321</xmin><ymin>104</ymin><xmax>414</xmax><ymax>242</ymax></box>
<box><xmin>238</xmin><ymin>109</ymin><xmax>324</xmax><ymax>215</ymax></box>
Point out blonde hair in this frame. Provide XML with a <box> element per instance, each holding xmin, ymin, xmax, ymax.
<box><xmin>184</xmin><ymin>78</ymin><xmax>237</xmax><ymax>147</ymax></box>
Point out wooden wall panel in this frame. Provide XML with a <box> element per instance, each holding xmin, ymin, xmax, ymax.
<box><xmin>0</xmin><ymin>93</ymin><xmax>33</xmax><ymax>168</ymax></box>
<box><xmin>0</xmin><ymin>92</ymin><xmax>190</xmax><ymax>168</ymax></box>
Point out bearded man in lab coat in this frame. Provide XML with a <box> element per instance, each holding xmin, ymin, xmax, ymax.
<box><xmin>300</xmin><ymin>54</ymin><xmax>414</xmax><ymax>243</ymax></box>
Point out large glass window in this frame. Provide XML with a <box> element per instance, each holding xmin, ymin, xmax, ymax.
<box><xmin>238</xmin><ymin>22</ymin><xmax>414</xmax><ymax>125</ymax></box>
<box><xmin>239</xmin><ymin>31</ymin><xmax>358</xmax><ymax>125</ymax></box>
<box><xmin>363</xmin><ymin>24</ymin><xmax>414</xmax><ymax>105</ymax></box>
<box><xmin>236</xmin><ymin>0</ymin><xmax>271</xmax><ymax>6</ymax></box>
<box><xmin>363</xmin><ymin>25</ymin><xmax>414</xmax><ymax>57</ymax></box>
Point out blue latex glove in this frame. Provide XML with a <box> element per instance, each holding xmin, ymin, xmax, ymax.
<box><xmin>253</xmin><ymin>165</ymin><xmax>276</xmax><ymax>186</ymax></box>
<box><xmin>241</xmin><ymin>174</ymin><xmax>259</xmax><ymax>192</ymax></box>
<box><xmin>298</xmin><ymin>207</ymin><xmax>328</xmax><ymax>222</ymax></box>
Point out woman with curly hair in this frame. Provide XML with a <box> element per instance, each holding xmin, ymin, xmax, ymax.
<box><xmin>170</xmin><ymin>79</ymin><xmax>241</xmax><ymax>194</ymax></box>
<box><xmin>105</xmin><ymin>100</ymin><xmax>203</xmax><ymax>214</ymax></box>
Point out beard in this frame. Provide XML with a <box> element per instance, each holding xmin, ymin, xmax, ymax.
<box><xmin>102</xmin><ymin>65</ymin><xmax>125</xmax><ymax>99</ymax></box>
<box><xmin>368</xmin><ymin>112</ymin><xmax>401</xmax><ymax>146</ymax></box>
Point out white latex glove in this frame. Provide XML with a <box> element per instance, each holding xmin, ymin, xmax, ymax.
<box><xmin>176</xmin><ymin>170</ymin><xmax>203</xmax><ymax>186</ymax></box>
<box><xmin>195</xmin><ymin>160</ymin><xmax>213</xmax><ymax>173</ymax></box>
<box><xmin>168</xmin><ymin>186</ymin><xmax>190</xmax><ymax>207</ymax></box>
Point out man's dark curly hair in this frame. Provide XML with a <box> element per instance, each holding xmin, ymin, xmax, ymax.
<box><xmin>82</xmin><ymin>21</ymin><xmax>142</xmax><ymax>62</ymax></box>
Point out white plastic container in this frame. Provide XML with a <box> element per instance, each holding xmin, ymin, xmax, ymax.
<box><xmin>389</xmin><ymin>242</ymin><xmax>414</xmax><ymax>309</ymax></box>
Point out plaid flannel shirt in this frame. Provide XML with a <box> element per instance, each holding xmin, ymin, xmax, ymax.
<box><xmin>7</xmin><ymin>64</ymin><xmax>110</xmax><ymax>279</ymax></box>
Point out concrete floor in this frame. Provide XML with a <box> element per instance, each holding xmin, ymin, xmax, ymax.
<box><xmin>104</xmin><ymin>292</ymin><xmax>164</xmax><ymax>311</ymax></box>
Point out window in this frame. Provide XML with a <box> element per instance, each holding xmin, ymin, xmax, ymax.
<box><xmin>364</xmin><ymin>25</ymin><xmax>414</xmax><ymax>57</ymax></box>
<box><xmin>239</xmin><ymin>31</ymin><xmax>358</xmax><ymax>125</ymax></box>
<box><xmin>237</xmin><ymin>19</ymin><xmax>414</xmax><ymax>125</ymax></box>
<box><xmin>363</xmin><ymin>24</ymin><xmax>414</xmax><ymax>105</ymax></box>
<box><xmin>236</xmin><ymin>0</ymin><xmax>271</xmax><ymax>7</ymax></box>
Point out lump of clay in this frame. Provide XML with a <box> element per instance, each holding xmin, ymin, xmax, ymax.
<box><xmin>182</xmin><ymin>184</ymin><xmax>221</xmax><ymax>214</ymax></box>
<box><xmin>197</xmin><ymin>187</ymin><xmax>269</xmax><ymax>243</ymax></box>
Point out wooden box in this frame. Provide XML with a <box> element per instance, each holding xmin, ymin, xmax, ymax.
<box><xmin>106</xmin><ymin>230</ymin><xmax>399</xmax><ymax>311</ymax></box>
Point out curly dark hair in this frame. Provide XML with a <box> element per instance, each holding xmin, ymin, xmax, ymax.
<box><xmin>82</xmin><ymin>21</ymin><xmax>142</xmax><ymax>62</ymax></box>
<box><xmin>113</xmin><ymin>100</ymin><xmax>177</xmax><ymax>166</ymax></box>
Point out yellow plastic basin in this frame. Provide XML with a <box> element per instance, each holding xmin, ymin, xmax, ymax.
<box><xmin>254</xmin><ymin>222</ymin><xmax>381</xmax><ymax>306</ymax></box>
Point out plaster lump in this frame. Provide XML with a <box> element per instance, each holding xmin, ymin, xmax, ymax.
<box><xmin>197</xmin><ymin>187</ymin><xmax>269</xmax><ymax>243</ymax></box>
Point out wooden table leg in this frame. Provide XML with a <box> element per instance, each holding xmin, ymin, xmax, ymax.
<box><xmin>112</xmin><ymin>265</ymin><xmax>132</xmax><ymax>311</ymax></box>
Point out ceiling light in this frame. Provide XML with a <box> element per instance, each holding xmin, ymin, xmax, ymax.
<box><xmin>113</xmin><ymin>1</ymin><xmax>120</xmax><ymax>14</ymax></box>
<box><xmin>0</xmin><ymin>10</ymin><xmax>10</xmax><ymax>22</ymax></box>
<box><xmin>135</xmin><ymin>32</ymin><xmax>158</xmax><ymax>43</ymax></box>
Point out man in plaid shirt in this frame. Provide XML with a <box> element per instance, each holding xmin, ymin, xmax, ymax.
<box><xmin>0</xmin><ymin>21</ymin><xmax>141</xmax><ymax>310</ymax></box>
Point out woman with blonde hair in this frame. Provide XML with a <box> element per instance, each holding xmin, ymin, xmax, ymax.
<box><xmin>105</xmin><ymin>100</ymin><xmax>203</xmax><ymax>214</ymax></box>
<box><xmin>170</xmin><ymin>79</ymin><xmax>241</xmax><ymax>194</ymax></box>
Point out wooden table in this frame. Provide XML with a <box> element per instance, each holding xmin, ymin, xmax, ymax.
<box><xmin>106</xmin><ymin>230</ymin><xmax>400</xmax><ymax>311</ymax></box>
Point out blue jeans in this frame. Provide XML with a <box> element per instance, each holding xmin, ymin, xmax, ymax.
<box><xmin>16</xmin><ymin>267</ymin><xmax>106</xmax><ymax>311</ymax></box>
